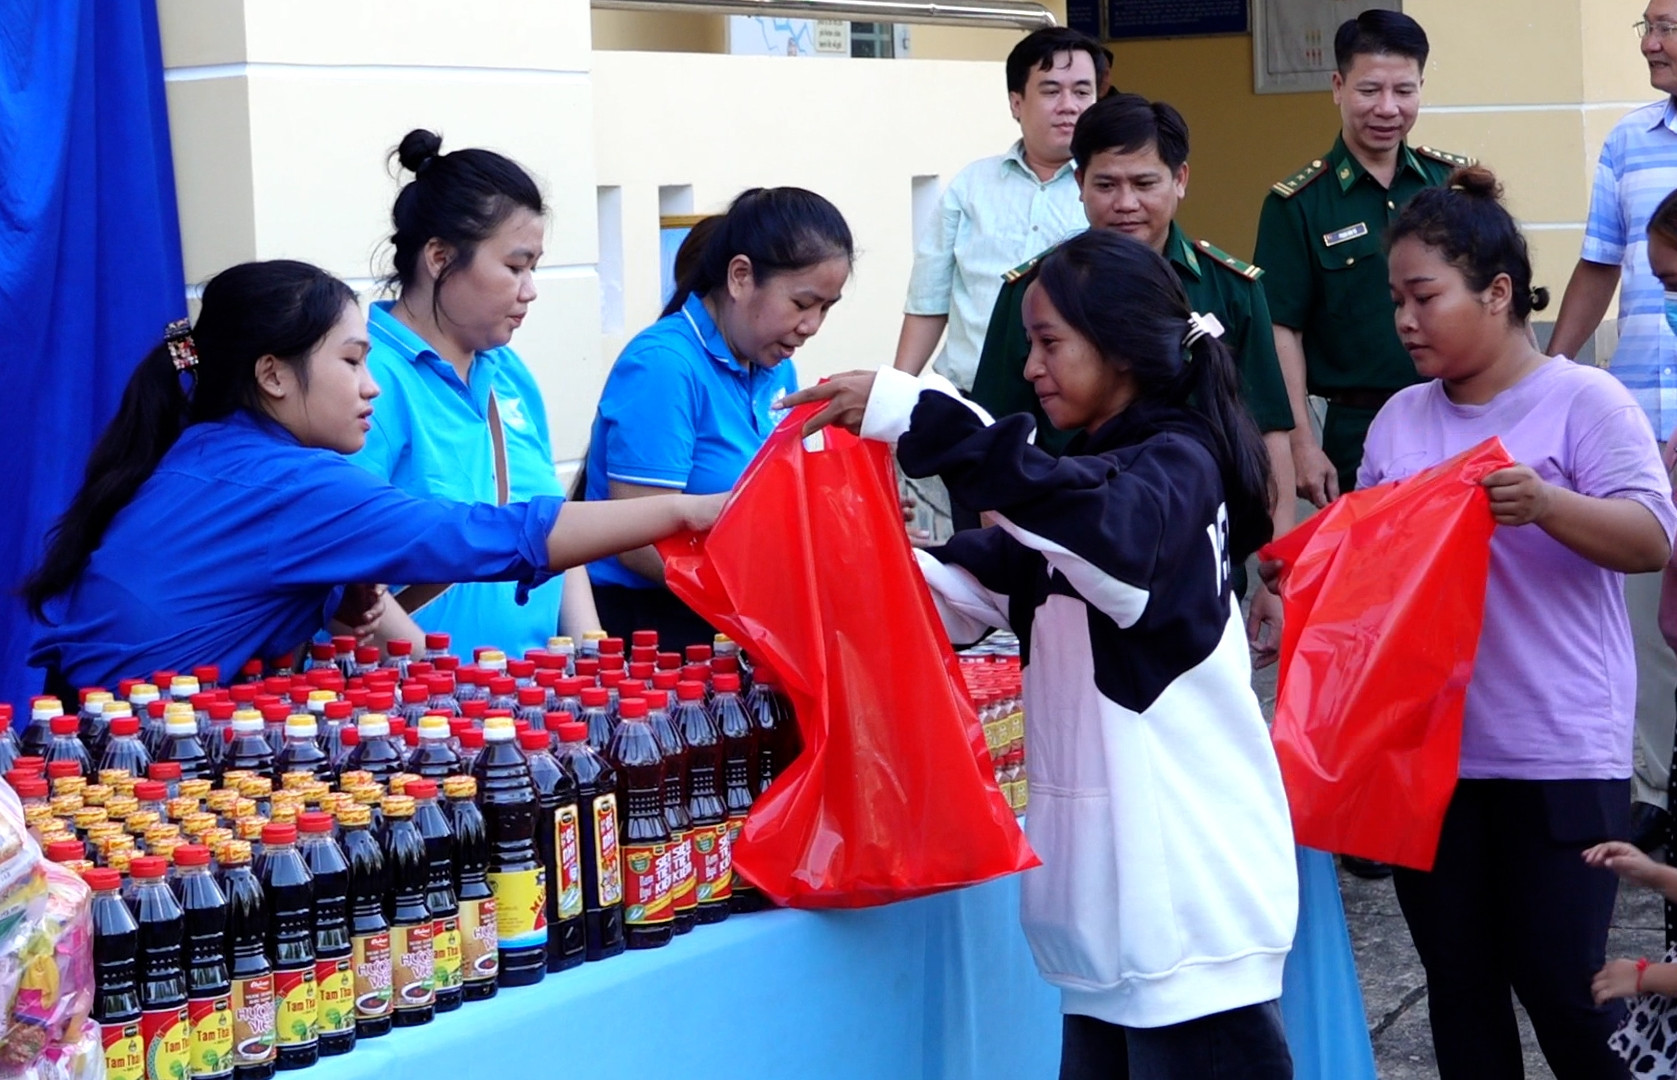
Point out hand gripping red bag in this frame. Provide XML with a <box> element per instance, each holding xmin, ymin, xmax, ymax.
<box><xmin>657</xmin><ymin>404</ymin><xmax>1039</xmax><ymax>908</ymax></box>
<box><xmin>1259</xmin><ymin>437</ymin><xmax>1511</xmax><ymax>871</ymax></box>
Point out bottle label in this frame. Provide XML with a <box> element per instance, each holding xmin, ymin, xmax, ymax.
<box><xmin>692</xmin><ymin>822</ymin><xmax>733</xmax><ymax>903</ymax></box>
<box><xmin>554</xmin><ymin>803</ymin><xmax>584</xmax><ymax>920</ymax></box>
<box><xmin>431</xmin><ymin>915</ymin><xmax>462</xmax><ymax>991</ymax></box>
<box><xmin>141</xmin><ymin>1004</ymin><xmax>190</xmax><ymax>1080</ymax></box>
<box><xmin>313</xmin><ymin>956</ymin><xmax>354</xmax><ymax>1035</ymax></box>
<box><xmin>592</xmin><ymin>795</ymin><xmax>622</xmax><ymax>906</ymax></box>
<box><xmin>459</xmin><ymin>896</ymin><xmax>499</xmax><ymax>984</ymax></box>
<box><xmin>725</xmin><ymin>814</ymin><xmax>753</xmax><ymax>893</ymax></box>
<box><xmin>486</xmin><ymin>868</ymin><xmax>548</xmax><ymax>948</ymax></box>
<box><xmin>622</xmin><ymin>842</ymin><xmax>674</xmax><ymax>926</ymax></box>
<box><xmin>102</xmin><ymin>1020</ymin><xmax>144</xmax><ymax>1080</ymax></box>
<box><xmin>350</xmin><ymin>932</ymin><xmax>392</xmax><ymax>1020</ymax></box>
<box><xmin>669</xmin><ymin>829</ymin><xmax>697</xmax><ymax>914</ymax></box>
<box><xmin>273</xmin><ymin>967</ymin><xmax>318</xmax><ymax>1047</ymax></box>
<box><xmin>391</xmin><ymin>921</ymin><xmax>436</xmax><ymax>1011</ymax></box>
<box><xmin>230</xmin><ymin>975</ymin><xmax>276</xmax><ymax>1066</ymax></box>
<box><xmin>187</xmin><ymin>994</ymin><xmax>234</xmax><ymax>1078</ymax></box>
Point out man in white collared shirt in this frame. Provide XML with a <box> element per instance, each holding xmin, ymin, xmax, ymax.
<box><xmin>894</xmin><ymin>28</ymin><xmax>1108</xmax><ymax>392</ymax></box>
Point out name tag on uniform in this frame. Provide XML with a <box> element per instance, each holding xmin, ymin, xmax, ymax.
<box><xmin>1322</xmin><ymin>222</ymin><xmax>1369</xmax><ymax>247</ymax></box>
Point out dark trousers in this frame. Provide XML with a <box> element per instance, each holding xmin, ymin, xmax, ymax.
<box><xmin>1058</xmin><ymin>1002</ymin><xmax>1293</xmax><ymax>1080</ymax></box>
<box><xmin>1321</xmin><ymin>402</ymin><xmax>1380</xmax><ymax>499</ymax></box>
<box><xmin>1393</xmin><ymin>778</ymin><xmax>1631</xmax><ymax>1080</ymax></box>
<box><xmin>592</xmin><ymin>582</ymin><xmax>719</xmax><ymax>655</ymax></box>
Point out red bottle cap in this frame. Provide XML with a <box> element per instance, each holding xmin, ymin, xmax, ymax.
<box><xmin>79</xmin><ymin>686</ymin><xmax>106</xmax><ymax>705</ymax></box>
<box><xmin>271</xmin><ymin>652</ymin><xmax>296</xmax><ymax>671</ymax></box>
<box><xmin>616</xmin><ymin>680</ymin><xmax>646</xmax><ymax>700</ymax></box>
<box><xmin>46</xmin><ymin>840</ymin><xmax>86</xmax><ymax>862</ymax></box>
<box><xmin>460</xmin><ymin>729</ymin><xmax>485</xmax><ymax>749</ymax></box>
<box><xmin>190</xmin><ymin>693</ymin><xmax>217</xmax><ymax>712</ymax></box>
<box><xmin>517</xmin><ymin>730</ymin><xmax>549</xmax><ymax>752</ymax></box>
<box><xmin>325</xmin><ymin>701</ymin><xmax>353</xmax><ymax>720</ymax></box>
<box><xmin>685</xmin><ymin>645</ymin><xmax>712</xmax><ymax>663</ymax></box>
<box><xmin>9</xmin><ymin>776</ymin><xmax>48</xmax><ymax>797</ymax></box>
<box><xmin>206</xmin><ymin>701</ymin><xmax>234</xmax><ymax>722</ymax></box>
<box><xmin>558</xmin><ymin>677</ymin><xmax>588</xmax><ymax>697</ymax></box>
<box><xmin>14</xmin><ymin>756</ymin><xmax>45</xmax><ymax>776</ymax></box>
<box><xmin>331</xmin><ymin>635</ymin><xmax>357</xmax><ymax>654</ymax></box>
<box><xmin>712</xmin><ymin>656</ymin><xmax>739</xmax><ymax>675</ymax></box>
<box><xmin>387</xmin><ymin>639</ymin><xmax>413</xmax><ymax>657</ymax></box>
<box><xmin>599</xmin><ymin>655</ymin><xmax>625</xmax><ymax>674</ymax></box>
<box><xmin>298</xmin><ymin>811</ymin><xmax>334</xmax><ymax>833</ymax></box>
<box><xmin>261</xmin><ymin>822</ymin><xmax>297</xmax><ymax>845</ymax></box>
<box><xmin>340</xmin><ymin>726</ymin><xmax>360</xmax><ymax>747</ymax></box>
<box><xmin>389</xmin><ymin>718</ymin><xmax>408</xmax><ymax>737</ymax></box>
<box><xmin>628</xmin><ymin>662</ymin><xmax>655</xmax><ymax>681</ymax></box>
<box><xmin>49</xmin><ymin>715</ymin><xmax>77</xmax><ymax>736</ymax></box>
<box><xmin>631</xmin><ymin>630</ymin><xmax>659</xmax><ymax>648</ymax></box>
<box><xmin>147</xmin><ymin>701</ymin><xmax>168</xmax><ymax>720</ymax></box>
<box><xmin>449</xmin><ymin>718</ymin><xmax>473</xmax><ymax>736</ymax></box>
<box><xmin>310</xmin><ymin>644</ymin><xmax>334</xmax><ymax>662</ymax></box>
<box><xmin>173</xmin><ymin>844</ymin><xmax>212</xmax><ymax>867</ymax></box>
<box><xmin>656</xmin><ymin>652</ymin><xmax>682</xmax><ymax>671</ymax></box>
<box><xmin>580</xmin><ymin>687</ymin><xmax>609</xmax><ymax>707</ymax></box>
<box><xmin>462</xmin><ymin>699</ymin><xmax>488</xmax><ymax>719</ymax></box>
<box><xmin>403</xmin><ymin>728</ymin><xmax>419</xmax><ymax>747</ymax></box>
<box><xmin>240</xmin><ymin>660</ymin><xmax>265</xmax><ymax>678</ymax></box>
<box><xmin>712</xmin><ymin>673</ymin><xmax>741</xmax><ymax>693</ymax></box>
<box><xmin>81</xmin><ymin>867</ymin><xmax>121</xmax><ymax>890</ymax></box>
<box><xmin>574</xmin><ymin>658</ymin><xmax>600</xmax><ymax>679</ymax></box>
<box><xmin>368</xmin><ymin>691</ymin><xmax>395</xmax><ymax>712</ymax></box>
<box><xmin>134</xmin><ymin>781</ymin><xmax>167</xmax><ymax>801</ymax></box>
<box><xmin>260</xmin><ymin>703</ymin><xmax>290</xmax><ymax>724</ymax></box>
<box><xmin>680</xmin><ymin>664</ymin><xmax>710</xmax><ymax>685</ymax></box>
<box><xmin>652</xmin><ymin>671</ymin><xmax>679</xmax><ymax>690</ymax></box>
<box><xmin>262</xmin><ymin>677</ymin><xmax>291</xmax><ymax>696</ymax></box>
<box><xmin>130</xmin><ymin>856</ymin><xmax>168</xmax><ymax>880</ymax></box>
<box><xmin>148</xmin><ymin>762</ymin><xmax>182</xmax><ymax>781</ymax></box>
<box><xmin>486</xmin><ymin>676</ymin><xmax>514</xmax><ymax>697</ymax></box>
<box><xmin>47</xmin><ymin>759</ymin><xmax>81</xmax><ymax>778</ymax></box>
<box><xmin>507</xmin><ymin>659</ymin><xmax>535</xmax><ymax>680</ymax></box>
<box><xmin>223</xmin><ymin>727</ymin><xmax>235</xmax><ymax>745</ymax></box>
<box><xmin>346</xmin><ymin>689</ymin><xmax>369</xmax><ymax>709</ymax></box>
<box><xmin>544</xmin><ymin>711</ymin><xmax>573</xmax><ymax>732</ymax></box>
<box><xmin>152</xmin><ymin>670</ymin><xmax>178</xmax><ymax>687</ymax></box>
<box><xmin>193</xmin><ymin>665</ymin><xmax>221</xmax><ymax>686</ymax></box>
<box><xmin>619</xmin><ymin>698</ymin><xmax>648</xmax><ymax>719</ymax></box>
<box><xmin>517</xmin><ymin>687</ymin><xmax>546</xmax><ymax>707</ymax></box>
<box><xmin>307</xmin><ymin>669</ymin><xmax>342</xmax><ymax>690</ymax></box>
<box><xmin>534</xmin><ymin>670</ymin><xmax>560</xmax><ymax>690</ymax></box>
<box><xmin>433</xmin><ymin>655</ymin><xmax>460</xmax><ymax>673</ymax></box>
<box><xmin>406</xmin><ymin>779</ymin><xmax>438</xmax><ymax>799</ymax></box>
<box><xmin>676</xmin><ymin>681</ymin><xmax>706</xmax><ymax>702</ymax></box>
<box><xmin>558</xmin><ymin>722</ymin><xmax>588</xmax><ymax>744</ymax></box>
<box><xmin>356</xmin><ymin>646</ymin><xmax>380</xmax><ymax>665</ymax></box>
<box><xmin>426</xmin><ymin>675</ymin><xmax>456</xmax><ymax>697</ymax></box>
<box><xmin>600</xmin><ymin>637</ymin><xmax>625</xmax><ymax>655</ymax></box>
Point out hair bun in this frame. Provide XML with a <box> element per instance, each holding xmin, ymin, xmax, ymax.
<box><xmin>396</xmin><ymin>129</ymin><xmax>443</xmax><ymax>175</ymax></box>
<box><xmin>1446</xmin><ymin>164</ymin><xmax>1502</xmax><ymax>201</ymax></box>
<box><xmin>1529</xmin><ymin>285</ymin><xmax>1551</xmax><ymax>313</ymax></box>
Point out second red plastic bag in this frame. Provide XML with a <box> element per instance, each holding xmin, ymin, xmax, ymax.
<box><xmin>1260</xmin><ymin>436</ymin><xmax>1510</xmax><ymax>871</ymax></box>
<box><xmin>657</xmin><ymin>405</ymin><xmax>1039</xmax><ymax>909</ymax></box>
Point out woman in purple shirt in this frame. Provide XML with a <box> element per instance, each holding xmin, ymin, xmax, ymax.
<box><xmin>1358</xmin><ymin>166</ymin><xmax>1677</xmax><ymax>1079</ymax></box>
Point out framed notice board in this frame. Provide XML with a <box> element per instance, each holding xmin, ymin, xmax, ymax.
<box><xmin>1254</xmin><ymin>0</ymin><xmax>1402</xmax><ymax>94</ymax></box>
<box><xmin>1102</xmin><ymin>0</ymin><xmax>1247</xmax><ymax>40</ymax></box>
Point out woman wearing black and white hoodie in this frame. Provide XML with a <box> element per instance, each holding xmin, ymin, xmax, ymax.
<box><xmin>784</xmin><ymin>230</ymin><xmax>1298</xmax><ymax>1080</ymax></box>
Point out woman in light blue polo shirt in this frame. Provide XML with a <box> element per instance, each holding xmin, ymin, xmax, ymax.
<box><xmin>585</xmin><ymin>188</ymin><xmax>854</xmax><ymax>648</ymax></box>
<box><xmin>352</xmin><ymin>129</ymin><xmax>597</xmax><ymax>656</ymax></box>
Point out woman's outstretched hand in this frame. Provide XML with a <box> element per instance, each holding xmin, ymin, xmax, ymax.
<box><xmin>779</xmin><ymin>371</ymin><xmax>879</xmax><ymax>437</ymax></box>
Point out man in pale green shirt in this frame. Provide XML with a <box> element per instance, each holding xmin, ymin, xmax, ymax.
<box><xmin>894</xmin><ymin>27</ymin><xmax>1108</xmax><ymax>392</ymax></box>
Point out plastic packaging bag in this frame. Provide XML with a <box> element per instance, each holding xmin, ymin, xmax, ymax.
<box><xmin>1259</xmin><ymin>437</ymin><xmax>1510</xmax><ymax>871</ymax></box>
<box><xmin>658</xmin><ymin>405</ymin><xmax>1039</xmax><ymax>908</ymax></box>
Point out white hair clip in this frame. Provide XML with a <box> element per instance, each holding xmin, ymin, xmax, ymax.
<box><xmin>1183</xmin><ymin>312</ymin><xmax>1225</xmax><ymax>350</ymax></box>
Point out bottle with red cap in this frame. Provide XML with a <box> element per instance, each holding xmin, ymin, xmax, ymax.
<box><xmin>480</xmin><ymin>676</ymin><xmax>513</xmax><ymax>714</ymax></box>
<box><xmin>456</xmin><ymin>729</ymin><xmax>484</xmax><ymax>776</ymax></box>
<box><xmin>44</xmin><ymin>713</ymin><xmax>94</xmax><ymax>779</ymax></box>
<box><xmin>714</xmin><ymin>672</ymin><xmax>764</xmax><ymax>913</ymax></box>
<box><xmin>326</xmin><ymin>636</ymin><xmax>355</xmax><ymax>681</ymax></box>
<box><xmin>452</xmin><ymin>667</ymin><xmax>485</xmax><ymax>708</ymax></box>
<box><xmin>380</xmin><ymin>794</ymin><xmax>435</xmax><ymax>1024</ymax></box>
<box><xmin>133</xmin><ymin>854</ymin><xmax>192</xmax><ymax>1080</ymax></box>
<box><xmin>606</xmin><ymin>698</ymin><xmax>672</xmax><ymax>949</ymax></box>
<box><xmin>296</xmin><ymin>812</ymin><xmax>354</xmax><ymax>1056</ymax></box>
<box><xmin>259</xmin><ymin>704</ymin><xmax>289</xmax><ymax>758</ymax></box>
<box><xmin>422</xmin><ymin>633</ymin><xmax>453</xmax><ymax>663</ymax></box>
<box><xmin>521</xmin><ymin>727</ymin><xmax>584</xmax><ymax>972</ymax></box>
<box><xmin>320</xmin><ymin>701</ymin><xmax>353</xmax><ymax>775</ymax></box>
<box><xmin>409</xmin><ymin>779</ymin><xmax>462</xmax><ymax>1012</ymax></box>
<box><xmin>573</xmin><ymin>656</ymin><xmax>600</xmax><ymax>684</ymax></box>
<box><xmin>379</xmin><ymin>640</ymin><xmax>412</xmax><ymax>681</ymax></box>
<box><xmin>332</xmin><ymin>727</ymin><xmax>360</xmax><ymax>774</ymax></box>
<box><xmin>643</xmin><ymin>690</ymin><xmax>695</xmax><ymax>935</ymax></box>
<box><xmin>87</xmin><ymin>863</ymin><xmax>145</xmax><ymax>1080</ymax></box>
<box><xmin>205</xmin><ymin>701</ymin><xmax>238</xmax><ymax>771</ymax></box>
<box><xmin>149</xmin><ymin>761</ymin><xmax>184</xmax><ymax>800</ymax></box>
<box><xmin>424</xmin><ymin>675</ymin><xmax>461</xmax><ymax>719</ymax></box>
<box><xmin>745</xmin><ymin>670</ymin><xmax>799</xmax><ymax>798</ymax></box>
<box><xmin>217</xmin><ymin>840</ymin><xmax>276</xmax><ymax>1080</ymax></box>
<box><xmin>177</xmin><ymin>843</ymin><xmax>235</xmax><ymax>1080</ymax></box>
<box><xmin>579</xmin><ymin>687</ymin><xmax>613</xmax><ymax>754</ymax></box>
<box><xmin>0</xmin><ymin>703</ymin><xmax>18</xmax><ymax>774</ymax></box>
<box><xmin>349</xmin><ymin>646</ymin><xmax>380</xmax><ymax>682</ymax></box>
<box><xmin>257</xmin><ymin>822</ymin><xmax>317</xmax><ymax>1069</ymax></box>
<box><xmin>304</xmin><ymin>643</ymin><xmax>334</xmax><ymax>676</ymax></box>
<box><xmin>675</xmin><ymin>680</ymin><xmax>731</xmax><ymax>923</ymax></box>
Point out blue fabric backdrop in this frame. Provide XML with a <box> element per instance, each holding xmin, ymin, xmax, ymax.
<box><xmin>0</xmin><ymin>0</ymin><xmax>185</xmax><ymax>718</ymax></box>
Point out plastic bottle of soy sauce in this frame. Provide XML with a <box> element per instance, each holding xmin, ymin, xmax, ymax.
<box><xmin>409</xmin><ymin>780</ymin><xmax>462</xmax><ymax>1012</ymax></box>
<box><xmin>296</xmin><ymin>812</ymin><xmax>354</xmax><ymax>1056</ymax></box>
<box><xmin>133</xmin><ymin>855</ymin><xmax>192</xmax><ymax>1080</ymax></box>
<box><xmin>257</xmin><ymin>823</ymin><xmax>317</xmax><ymax>1069</ymax></box>
<box><xmin>555</xmin><ymin>722</ymin><xmax>624</xmax><ymax>960</ymax></box>
<box><xmin>472</xmin><ymin>716</ymin><xmax>547</xmax><ymax>985</ymax></box>
<box><xmin>714</xmin><ymin>673</ymin><xmax>764</xmax><ymax>913</ymax></box>
<box><xmin>336</xmin><ymin>805</ymin><xmax>391</xmax><ymax>1039</ymax></box>
<box><xmin>177</xmin><ymin>844</ymin><xmax>234</xmax><ymax>1080</ymax></box>
<box><xmin>87</xmin><ymin>866</ymin><xmax>146</xmax><ymax>1080</ymax></box>
<box><xmin>442</xmin><ymin>776</ymin><xmax>497</xmax><ymax>1001</ymax></box>
<box><xmin>218</xmin><ymin>841</ymin><xmax>276</xmax><ymax>1080</ymax></box>
<box><xmin>381</xmin><ymin>795</ymin><xmax>435</xmax><ymax>1026</ymax></box>
<box><xmin>606</xmin><ymin>698</ymin><xmax>672</xmax><ymax>949</ymax></box>
<box><xmin>644</xmin><ymin>691</ymin><xmax>695</xmax><ymax>935</ymax></box>
<box><xmin>521</xmin><ymin>728</ymin><xmax>585</xmax><ymax>972</ymax></box>
<box><xmin>674</xmin><ymin>681</ymin><xmax>731</xmax><ymax>924</ymax></box>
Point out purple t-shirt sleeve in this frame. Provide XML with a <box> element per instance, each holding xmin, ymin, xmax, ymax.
<box><xmin>1567</xmin><ymin>381</ymin><xmax>1676</xmax><ymax>540</ymax></box>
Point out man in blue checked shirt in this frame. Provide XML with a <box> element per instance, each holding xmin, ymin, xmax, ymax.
<box><xmin>1549</xmin><ymin>0</ymin><xmax>1677</xmax><ymax>849</ymax></box>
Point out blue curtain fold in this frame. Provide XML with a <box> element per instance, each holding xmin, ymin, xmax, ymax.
<box><xmin>0</xmin><ymin>0</ymin><xmax>185</xmax><ymax>717</ymax></box>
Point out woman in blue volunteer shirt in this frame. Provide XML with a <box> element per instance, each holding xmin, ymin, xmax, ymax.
<box><xmin>25</xmin><ymin>261</ymin><xmax>722</xmax><ymax>695</ymax></box>
<box><xmin>351</xmin><ymin>129</ymin><xmax>592</xmax><ymax>656</ymax></box>
<box><xmin>585</xmin><ymin>188</ymin><xmax>853</xmax><ymax>648</ymax></box>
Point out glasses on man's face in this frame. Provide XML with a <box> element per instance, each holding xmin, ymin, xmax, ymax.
<box><xmin>1636</xmin><ymin>17</ymin><xmax>1677</xmax><ymax>39</ymax></box>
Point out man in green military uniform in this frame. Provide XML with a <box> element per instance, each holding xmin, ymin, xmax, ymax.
<box><xmin>1254</xmin><ymin>9</ymin><xmax>1471</xmax><ymax>505</ymax></box>
<box><xmin>968</xmin><ymin>92</ymin><xmax>1296</xmax><ymax>661</ymax></box>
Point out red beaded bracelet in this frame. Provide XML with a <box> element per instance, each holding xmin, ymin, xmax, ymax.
<box><xmin>1638</xmin><ymin>957</ymin><xmax>1651</xmax><ymax>994</ymax></box>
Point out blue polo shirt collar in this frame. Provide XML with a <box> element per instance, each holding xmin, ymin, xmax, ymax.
<box><xmin>1656</xmin><ymin>96</ymin><xmax>1677</xmax><ymax>133</ymax></box>
<box><xmin>367</xmin><ymin>300</ymin><xmax>500</xmax><ymax>406</ymax></box>
<box><xmin>679</xmin><ymin>292</ymin><xmax>750</xmax><ymax>376</ymax></box>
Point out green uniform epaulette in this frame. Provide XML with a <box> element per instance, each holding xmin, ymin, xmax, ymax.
<box><xmin>1002</xmin><ymin>250</ymin><xmax>1049</xmax><ymax>283</ymax></box>
<box><xmin>1270</xmin><ymin>158</ymin><xmax>1328</xmax><ymax>198</ymax></box>
<box><xmin>1193</xmin><ymin>238</ymin><xmax>1262</xmax><ymax>282</ymax></box>
<box><xmin>1416</xmin><ymin>145</ymin><xmax>1477</xmax><ymax>169</ymax></box>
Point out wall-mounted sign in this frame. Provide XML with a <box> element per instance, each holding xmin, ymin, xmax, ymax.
<box><xmin>1102</xmin><ymin>0</ymin><xmax>1247</xmax><ymax>40</ymax></box>
<box><xmin>1254</xmin><ymin>0</ymin><xmax>1402</xmax><ymax>94</ymax></box>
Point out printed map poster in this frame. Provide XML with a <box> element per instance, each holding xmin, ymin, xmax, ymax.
<box><xmin>1254</xmin><ymin>0</ymin><xmax>1401</xmax><ymax>93</ymax></box>
<box><xmin>727</xmin><ymin>16</ymin><xmax>851</xmax><ymax>56</ymax></box>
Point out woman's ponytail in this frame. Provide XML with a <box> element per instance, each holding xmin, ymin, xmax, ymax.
<box><xmin>22</xmin><ymin>344</ymin><xmax>189</xmax><ymax>619</ymax></box>
<box><xmin>1180</xmin><ymin>334</ymin><xmax>1274</xmax><ymax>561</ymax></box>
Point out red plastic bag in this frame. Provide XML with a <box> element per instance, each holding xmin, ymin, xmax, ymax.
<box><xmin>657</xmin><ymin>405</ymin><xmax>1039</xmax><ymax>908</ymax></box>
<box><xmin>1260</xmin><ymin>436</ymin><xmax>1511</xmax><ymax>871</ymax></box>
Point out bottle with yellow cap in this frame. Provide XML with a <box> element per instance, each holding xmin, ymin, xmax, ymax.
<box><xmin>381</xmin><ymin>795</ymin><xmax>435</xmax><ymax>1026</ymax></box>
<box><xmin>160</xmin><ymin>703</ymin><xmax>211</xmax><ymax>783</ymax></box>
